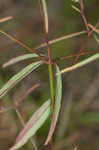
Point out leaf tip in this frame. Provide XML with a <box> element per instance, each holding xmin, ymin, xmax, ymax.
<box><xmin>44</xmin><ymin>137</ymin><xmax>51</xmax><ymax>146</ymax></box>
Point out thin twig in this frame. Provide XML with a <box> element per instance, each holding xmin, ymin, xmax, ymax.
<box><xmin>53</xmin><ymin>50</ymin><xmax>99</xmax><ymax>62</ymax></box>
<box><xmin>79</xmin><ymin>0</ymin><xmax>90</xmax><ymax>35</ymax></box>
<box><xmin>15</xmin><ymin>83</ymin><xmax>40</xmax><ymax>107</ymax></box>
<box><xmin>0</xmin><ymin>30</ymin><xmax>47</xmax><ymax>62</ymax></box>
<box><xmin>63</xmin><ymin>22</ymin><xmax>99</xmax><ymax>80</ymax></box>
<box><xmin>73</xmin><ymin>22</ymin><xmax>99</xmax><ymax>64</ymax></box>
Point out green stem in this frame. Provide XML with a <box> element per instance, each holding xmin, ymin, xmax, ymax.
<box><xmin>48</xmin><ymin>63</ymin><xmax>54</xmax><ymax>113</ymax></box>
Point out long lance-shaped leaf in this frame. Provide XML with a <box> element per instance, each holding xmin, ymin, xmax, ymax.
<box><xmin>10</xmin><ymin>99</ymin><xmax>51</xmax><ymax>150</ymax></box>
<box><xmin>3</xmin><ymin>53</ymin><xmax>38</xmax><ymax>68</ymax></box>
<box><xmin>41</xmin><ymin>0</ymin><xmax>48</xmax><ymax>33</ymax></box>
<box><xmin>0</xmin><ymin>61</ymin><xmax>43</xmax><ymax>98</ymax></box>
<box><xmin>56</xmin><ymin>53</ymin><xmax>99</xmax><ymax>75</ymax></box>
<box><xmin>45</xmin><ymin>65</ymin><xmax>62</xmax><ymax>145</ymax></box>
<box><xmin>35</xmin><ymin>31</ymin><xmax>86</xmax><ymax>49</ymax></box>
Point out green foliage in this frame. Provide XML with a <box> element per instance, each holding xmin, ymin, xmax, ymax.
<box><xmin>0</xmin><ymin>61</ymin><xmax>42</xmax><ymax>98</ymax></box>
<box><xmin>0</xmin><ymin>0</ymin><xmax>99</xmax><ymax>150</ymax></box>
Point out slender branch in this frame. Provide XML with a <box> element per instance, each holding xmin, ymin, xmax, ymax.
<box><xmin>63</xmin><ymin>22</ymin><xmax>99</xmax><ymax>80</ymax></box>
<box><xmin>0</xmin><ymin>30</ymin><xmax>47</xmax><ymax>62</ymax></box>
<box><xmin>15</xmin><ymin>83</ymin><xmax>40</xmax><ymax>107</ymax></box>
<box><xmin>73</xmin><ymin>0</ymin><xmax>99</xmax><ymax>65</ymax></box>
<box><xmin>73</xmin><ymin>22</ymin><xmax>99</xmax><ymax>64</ymax></box>
<box><xmin>38</xmin><ymin>0</ymin><xmax>54</xmax><ymax>113</ymax></box>
<box><xmin>38</xmin><ymin>0</ymin><xmax>51</xmax><ymax>63</ymax></box>
<box><xmin>79</xmin><ymin>0</ymin><xmax>90</xmax><ymax>35</ymax></box>
<box><xmin>53</xmin><ymin>50</ymin><xmax>99</xmax><ymax>62</ymax></box>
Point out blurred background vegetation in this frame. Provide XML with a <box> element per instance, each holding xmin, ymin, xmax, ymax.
<box><xmin>0</xmin><ymin>0</ymin><xmax>99</xmax><ymax>150</ymax></box>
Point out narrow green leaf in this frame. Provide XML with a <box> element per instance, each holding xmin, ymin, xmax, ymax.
<box><xmin>93</xmin><ymin>34</ymin><xmax>99</xmax><ymax>45</ymax></box>
<box><xmin>10</xmin><ymin>100</ymin><xmax>51</xmax><ymax>150</ymax></box>
<box><xmin>45</xmin><ymin>65</ymin><xmax>62</xmax><ymax>145</ymax></box>
<box><xmin>3</xmin><ymin>54</ymin><xmax>38</xmax><ymax>68</ymax></box>
<box><xmin>41</xmin><ymin>0</ymin><xmax>48</xmax><ymax>33</ymax></box>
<box><xmin>57</xmin><ymin>53</ymin><xmax>99</xmax><ymax>75</ymax></box>
<box><xmin>0</xmin><ymin>61</ymin><xmax>43</xmax><ymax>98</ymax></box>
<box><xmin>35</xmin><ymin>31</ymin><xmax>86</xmax><ymax>49</ymax></box>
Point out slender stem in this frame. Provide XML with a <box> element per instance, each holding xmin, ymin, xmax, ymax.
<box><xmin>48</xmin><ymin>63</ymin><xmax>55</xmax><ymax>113</ymax></box>
<box><xmin>79</xmin><ymin>0</ymin><xmax>89</xmax><ymax>35</ymax></box>
<box><xmin>38</xmin><ymin>0</ymin><xmax>55</xmax><ymax>114</ymax></box>
<box><xmin>46</xmin><ymin>34</ymin><xmax>54</xmax><ymax>113</ymax></box>
<box><xmin>53</xmin><ymin>50</ymin><xmax>99</xmax><ymax>63</ymax></box>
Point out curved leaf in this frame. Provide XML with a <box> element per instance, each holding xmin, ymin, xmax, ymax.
<box><xmin>45</xmin><ymin>65</ymin><xmax>62</xmax><ymax>145</ymax></box>
<box><xmin>10</xmin><ymin>99</ymin><xmax>51</xmax><ymax>150</ymax></box>
<box><xmin>57</xmin><ymin>53</ymin><xmax>99</xmax><ymax>75</ymax></box>
<box><xmin>0</xmin><ymin>61</ymin><xmax>43</xmax><ymax>98</ymax></box>
<box><xmin>3</xmin><ymin>53</ymin><xmax>38</xmax><ymax>68</ymax></box>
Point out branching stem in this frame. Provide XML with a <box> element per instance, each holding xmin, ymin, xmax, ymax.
<box><xmin>38</xmin><ymin>0</ymin><xmax>54</xmax><ymax>114</ymax></box>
